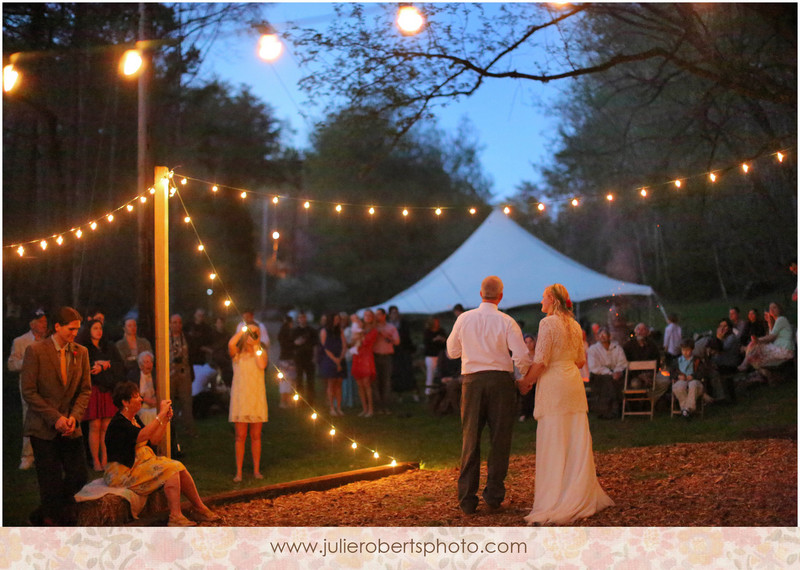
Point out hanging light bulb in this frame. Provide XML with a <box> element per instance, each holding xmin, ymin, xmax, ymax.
<box><xmin>272</xmin><ymin>231</ymin><xmax>280</xmax><ymax>240</ymax></box>
<box><xmin>272</xmin><ymin>196</ymin><xmax>279</xmax><ymax>204</ymax></box>
<box><xmin>777</xmin><ymin>152</ymin><xmax>785</xmax><ymax>163</ymax></box>
<box><xmin>503</xmin><ymin>206</ymin><xmax>511</xmax><ymax>215</ymax></box>
<box><xmin>335</xmin><ymin>204</ymin><xmax>342</xmax><ymax>213</ymax></box>
<box><xmin>469</xmin><ymin>207</ymin><xmax>477</xmax><ymax>215</ymax></box>
<box><xmin>181</xmin><ymin>178</ymin><xmax>187</xmax><ymax>185</ymax></box>
<box><xmin>140</xmin><ymin>196</ymin><xmax>147</xmax><ymax>204</ymax></box>
<box><xmin>183</xmin><ymin>216</ymin><xmax>191</xmax><ymax>223</ymax></box>
<box><xmin>742</xmin><ymin>163</ymin><xmax>749</xmax><ymax>173</ymax></box>
<box><xmin>126</xmin><ymin>204</ymin><xmax>134</xmax><ymax>212</ymax></box>
<box><xmin>90</xmin><ymin>222</ymin><xmax>98</xmax><ymax>231</ymax></box>
<box><xmin>39</xmin><ymin>240</ymin><xmax>47</xmax><ymax>250</ymax></box>
<box><xmin>149</xmin><ymin>187</ymin><xmax>156</xmax><ymax>195</ymax></box>
<box><xmin>434</xmin><ymin>208</ymin><xmax>442</xmax><ymax>216</ymax></box>
<box><xmin>709</xmin><ymin>173</ymin><xmax>717</xmax><ymax>182</ymax></box>
<box><xmin>311</xmin><ymin>412</ymin><xmax>318</xmax><ymax>420</ymax></box>
<box><xmin>402</xmin><ymin>208</ymin><xmax>409</xmax><ymax>217</ymax></box>
<box><xmin>197</xmin><ymin>244</ymin><xmax>205</xmax><ymax>251</ymax></box>
<box><xmin>3</xmin><ymin>64</ymin><xmax>20</xmax><ymax>92</ymax></box>
<box><xmin>120</xmin><ymin>49</ymin><xmax>143</xmax><ymax>77</ymax></box>
<box><xmin>292</xmin><ymin>394</ymin><xmax>299</xmax><ymax>401</ymax></box>
<box><xmin>537</xmin><ymin>203</ymin><xmax>546</xmax><ymax>212</ymax></box>
<box><xmin>329</xmin><ymin>428</ymin><xmax>336</xmax><ymax>436</ymax></box>
<box><xmin>56</xmin><ymin>235</ymin><xmax>63</xmax><ymax>246</ymax></box>
<box><xmin>240</xmin><ymin>191</ymin><xmax>247</xmax><ymax>199</ymax></box>
<box><xmin>258</xmin><ymin>33</ymin><xmax>284</xmax><ymax>61</ymax></box>
<box><xmin>396</xmin><ymin>5</ymin><xmax>425</xmax><ymax>35</ymax></box>
<box><xmin>224</xmin><ymin>299</ymin><xmax>231</xmax><ymax>307</ymax></box>
<box><xmin>571</xmin><ymin>198</ymin><xmax>579</xmax><ymax>207</ymax></box>
<box><xmin>303</xmin><ymin>201</ymin><xmax>310</xmax><ymax>209</ymax></box>
<box><xmin>209</xmin><ymin>273</ymin><xmax>216</xmax><ymax>280</ymax></box>
<box><xmin>277</xmin><ymin>371</ymin><xmax>284</xmax><ymax>380</ymax></box>
<box><xmin>76</xmin><ymin>229</ymin><xmax>83</xmax><ymax>239</ymax></box>
<box><xmin>16</xmin><ymin>245</ymin><xmax>24</xmax><ymax>257</ymax></box>
<box><xmin>368</xmin><ymin>207</ymin><xmax>375</xmax><ymax>215</ymax></box>
<box><xmin>351</xmin><ymin>442</ymin><xmax>357</xmax><ymax>449</ymax></box>
<box><xmin>107</xmin><ymin>214</ymin><xmax>114</xmax><ymax>222</ymax></box>
<box><xmin>640</xmin><ymin>188</ymin><xmax>648</xmax><ymax>197</ymax></box>
<box><xmin>606</xmin><ymin>194</ymin><xmax>614</xmax><ymax>201</ymax></box>
<box><xmin>373</xmin><ymin>451</ymin><xmax>380</xmax><ymax>459</ymax></box>
<box><xmin>212</xmin><ymin>185</ymin><xmax>219</xmax><ymax>193</ymax></box>
<box><xmin>674</xmin><ymin>180</ymin><xmax>682</xmax><ymax>188</ymax></box>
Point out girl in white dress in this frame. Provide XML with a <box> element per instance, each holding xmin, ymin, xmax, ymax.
<box><xmin>518</xmin><ymin>284</ymin><xmax>614</xmax><ymax>525</ymax></box>
<box><xmin>229</xmin><ymin>324</ymin><xmax>269</xmax><ymax>482</ymax></box>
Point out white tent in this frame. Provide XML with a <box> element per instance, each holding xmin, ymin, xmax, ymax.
<box><xmin>370</xmin><ymin>208</ymin><xmax>654</xmax><ymax>314</ymax></box>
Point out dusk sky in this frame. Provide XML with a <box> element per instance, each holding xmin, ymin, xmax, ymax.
<box><xmin>200</xmin><ymin>3</ymin><xmax>564</xmax><ymax>202</ymax></box>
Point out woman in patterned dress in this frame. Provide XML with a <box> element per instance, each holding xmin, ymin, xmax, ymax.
<box><xmin>104</xmin><ymin>381</ymin><xmax>219</xmax><ymax>526</ymax></box>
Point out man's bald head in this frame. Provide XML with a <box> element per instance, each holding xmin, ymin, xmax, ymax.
<box><xmin>480</xmin><ymin>276</ymin><xmax>504</xmax><ymax>303</ymax></box>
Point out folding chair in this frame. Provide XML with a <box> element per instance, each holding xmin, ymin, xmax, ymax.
<box><xmin>621</xmin><ymin>360</ymin><xmax>658</xmax><ymax>420</ymax></box>
<box><xmin>670</xmin><ymin>377</ymin><xmax>706</xmax><ymax>419</ymax></box>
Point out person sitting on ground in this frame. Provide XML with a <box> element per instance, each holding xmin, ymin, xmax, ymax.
<box><xmin>587</xmin><ymin>327</ymin><xmax>628</xmax><ymax>419</ymax></box>
<box><xmin>104</xmin><ymin>381</ymin><xmax>219</xmax><ymax>527</ymax></box>
<box><xmin>739</xmin><ymin>308</ymin><xmax>767</xmax><ymax>352</ymax></box>
<box><xmin>671</xmin><ymin>339</ymin><xmax>707</xmax><ymax>419</ymax></box>
<box><xmin>739</xmin><ymin>302</ymin><xmax>795</xmax><ymax>373</ymax></box>
<box><xmin>623</xmin><ymin>323</ymin><xmax>670</xmax><ymax>404</ymax></box>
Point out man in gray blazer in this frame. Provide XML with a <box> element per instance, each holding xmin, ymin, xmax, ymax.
<box><xmin>21</xmin><ymin>306</ymin><xmax>92</xmax><ymax>525</ymax></box>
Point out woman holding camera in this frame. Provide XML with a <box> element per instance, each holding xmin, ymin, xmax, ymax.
<box><xmin>104</xmin><ymin>381</ymin><xmax>219</xmax><ymax>526</ymax></box>
<box><xmin>228</xmin><ymin>324</ymin><xmax>269</xmax><ymax>482</ymax></box>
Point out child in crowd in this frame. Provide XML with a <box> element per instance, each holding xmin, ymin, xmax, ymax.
<box><xmin>671</xmin><ymin>339</ymin><xmax>708</xmax><ymax>418</ymax></box>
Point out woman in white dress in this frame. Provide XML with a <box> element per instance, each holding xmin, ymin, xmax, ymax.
<box><xmin>518</xmin><ymin>284</ymin><xmax>614</xmax><ymax>525</ymax></box>
<box><xmin>229</xmin><ymin>324</ymin><xmax>269</xmax><ymax>482</ymax></box>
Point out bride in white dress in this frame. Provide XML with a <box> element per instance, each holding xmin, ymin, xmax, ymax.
<box><xmin>518</xmin><ymin>284</ymin><xmax>614</xmax><ymax>525</ymax></box>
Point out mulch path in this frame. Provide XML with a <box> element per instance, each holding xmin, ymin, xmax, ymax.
<box><xmin>204</xmin><ymin>439</ymin><xmax>796</xmax><ymax>526</ymax></box>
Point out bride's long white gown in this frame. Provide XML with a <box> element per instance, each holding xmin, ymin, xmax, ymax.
<box><xmin>524</xmin><ymin>315</ymin><xmax>614</xmax><ymax>525</ymax></box>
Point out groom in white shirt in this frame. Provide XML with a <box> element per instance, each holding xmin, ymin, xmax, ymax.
<box><xmin>447</xmin><ymin>276</ymin><xmax>532</xmax><ymax>514</ymax></box>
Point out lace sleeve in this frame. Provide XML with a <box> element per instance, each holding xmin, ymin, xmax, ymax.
<box><xmin>533</xmin><ymin>317</ymin><xmax>554</xmax><ymax>367</ymax></box>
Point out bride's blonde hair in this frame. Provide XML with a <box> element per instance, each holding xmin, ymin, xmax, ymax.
<box><xmin>546</xmin><ymin>284</ymin><xmax>574</xmax><ymax>317</ymax></box>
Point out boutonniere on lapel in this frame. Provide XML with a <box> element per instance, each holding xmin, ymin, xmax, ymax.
<box><xmin>72</xmin><ymin>349</ymin><xmax>78</xmax><ymax>358</ymax></box>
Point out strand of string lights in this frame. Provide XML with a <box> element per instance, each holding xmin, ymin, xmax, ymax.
<box><xmin>172</xmin><ymin>184</ymin><xmax>399</xmax><ymax>466</ymax></box>
<box><xmin>4</xmin><ymin>147</ymin><xmax>792</xmax><ymax>256</ymax></box>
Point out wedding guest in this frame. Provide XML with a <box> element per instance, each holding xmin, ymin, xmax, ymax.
<box><xmin>319</xmin><ymin>312</ymin><xmax>347</xmax><ymax>416</ymax></box>
<box><xmin>351</xmin><ymin>310</ymin><xmax>379</xmax><ymax>417</ymax></box>
<box><xmin>228</xmin><ymin>324</ymin><xmax>269</xmax><ymax>482</ymax></box>
<box><xmin>623</xmin><ymin>323</ymin><xmax>669</xmax><ymax>405</ymax></box>
<box><xmin>447</xmin><ymin>276</ymin><xmax>532</xmax><ymax>514</ymax></box>
<box><xmin>518</xmin><ymin>334</ymin><xmax>537</xmax><ymax>422</ymax></box>
<box><xmin>740</xmin><ymin>308</ymin><xmax>767</xmax><ymax>348</ymax></box>
<box><xmin>663</xmin><ymin>314</ymin><xmax>682</xmax><ymax>368</ymax></box>
<box><xmin>291</xmin><ymin>312</ymin><xmax>317</xmax><ymax>404</ymax></box>
<box><xmin>76</xmin><ymin>319</ymin><xmax>125</xmax><ymax>472</ymax></box>
<box><xmin>340</xmin><ymin>311</ymin><xmax>356</xmax><ymax>409</ymax></box>
<box><xmin>373</xmin><ymin>308</ymin><xmax>400</xmax><ymax>414</ymax></box>
<box><xmin>671</xmin><ymin>339</ymin><xmax>706</xmax><ymax>418</ymax></box>
<box><xmin>169</xmin><ymin>314</ymin><xmax>195</xmax><ymax>438</ymax></box>
<box><xmin>586</xmin><ymin>327</ymin><xmax>628</xmax><ymax>419</ymax></box>
<box><xmin>728</xmin><ymin>307</ymin><xmax>745</xmax><ymax>340</ymax></box>
<box><xmin>22</xmin><ymin>306</ymin><xmax>92</xmax><ymax>526</ymax></box>
<box><xmin>209</xmin><ymin>316</ymin><xmax>234</xmax><ymax>388</ymax></box>
<box><xmin>242</xmin><ymin>308</ymin><xmax>270</xmax><ymax>349</ymax></box>
<box><xmin>709</xmin><ymin>318</ymin><xmax>741</xmax><ymax>403</ymax></box>
<box><xmin>134</xmin><ymin>351</ymin><xmax>158</xmax><ymax>425</ymax></box>
<box><xmin>518</xmin><ymin>284</ymin><xmax>613</xmax><ymax>525</ymax></box>
<box><xmin>389</xmin><ymin>306</ymin><xmax>418</xmax><ymax>402</ymax></box>
<box><xmin>116</xmin><ymin>318</ymin><xmax>152</xmax><ymax>379</ymax></box>
<box><xmin>104</xmin><ymin>381</ymin><xmax>219</xmax><ymax>526</ymax></box>
<box><xmin>423</xmin><ymin>317</ymin><xmax>448</xmax><ymax>397</ymax></box>
<box><xmin>8</xmin><ymin>308</ymin><xmax>48</xmax><ymax>470</ymax></box>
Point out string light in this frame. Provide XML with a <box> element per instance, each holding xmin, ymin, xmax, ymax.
<box><xmin>181</xmin><ymin>178</ymin><xmax>187</xmax><ymax>185</ymax></box>
<box><xmin>606</xmin><ymin>193</ymin><xmax>614</xmax><ymax>201</ymax></box>
<box><xmin>209</xmin><ymin>273</ymin><xmax>216</xmax><ymax>280</ymax></box>
<box><xmin>469</xmin><ymin>207</ymin><xmax>477</xmax><ymax>215</ymax></box>
<box><xmin>329</xmin><ymin>428</ymin><xmax>336</xmax><ymax>436</ymax></box>
<box><xmin>777</xmin><ymin>152</ymin><xmax>785</xmax><ymax>163</ymax></box>
<box><xmin>139</xmin><ymin>196</ymin><xmax>147</xmax><ymax>204</ymax></box>
<box><xmin>90</xmin><ymin>222</ymin><xmax>98</xmax><ymax>231</ymax></box>
<box><xmin>107</xmin><ymin>214</ymin><xmax>114</xmax><ymax>223</ymax></box>
<box><xmin>368</xmin><ymin>207</ymin><xmax>375</xmax><ymax>215</ymax></box>
<box><xmin>674</xmin><ymin>180</ymin><xmax>682</xmax><ymax>188</ymax></box>
<box><xmin>311</xmin><ymin>412</ymin><xmax>318</xmax><ymax>420</ymax></box>
<box><xmin>272</xmin><ymin>196</ymin><xmax>279</xmax><ymax>204</ymax></box>
<box><xmin>335</xmin><ymin>204</ymin><xmax>342</xmax><ymax>213</ymax></box>
<box><xmin>126</xmin><ymin>204</ymin><xmax>134</xmax><ymax>212</ymax></box>
<box><xmin>373</xmin><ymin>451</ymin><xmax>380</xmax><ymax>459</ymax></box>
<box><xmin>742</xmin><ymin>163</ymin><xmax>749</xmax><ymax>173</ymax></box>
<box><xmin>224</xmin><ymin>299</ymin><xmax>231</xmax><ymax>307</ymax></box>
<box><xmin>303</xmin><ymin>201</ymin><xmax>310</xmax><ymax>209</ymax></box>
<box><xmin>293</xmin><ymin>394</ymin><xmax>300</xmax><ymax>401</ymax></box>
<box><xmin>75</xmin><ymin>229</ymin><xmax>83</xmax><ymax>238</ymax></box>
<box><xmin>212</xmin><ymin>185</ymin><xmax>219</xmax><ymax>193</ymax></box>
<box><xmin>184</xmin><ymin>216</ymin><xmax>191</xmax><ymax>223</ymax></box>
<box><xmin>149</xmin><ymin>187</ymin><xmax>155</xmax><ymax>195</ymax></box>
<box><xmin>402</xmin><ymin>208</ymin><xmax>409</xmax><ymax>217</ymax></box>
<box><xmin>351</xmin><ymin>442</ymin><xmax>357</xmax><ymax>449</ymax></box>
<box><xmin>16</xmin><ymin>245</ymin><xmax>24</xmax><ymax>256</ymax></box>
<box><xmin>240</xmin><ymin>191</ymin><xmax>247</xmax><ymax>199</ymax></box>
<box><xmin>276</xmin><ymin>371</ymin><xmax>284</xmax><ymax>380</ymax></box>
<box><xmin>197</xmin><ymin>244</ymin><xmax>204</xmax><ymax>251</ymax></box>
<box><xmin>503</xmin><ymin>206</ymin><xmax>511</xmax><ymax>215</ymax></box>
<box><xmin>56</xmin><ymin>235</ymin><xmax>63</xmax><ymax>245</ymax></box>
<box><xmin>571</xmin><ymin>198</ymin><xmax>579</xmax><ymax>207</ymax></box>
<box><xmin>39</xmin><ymin>240</ymin><xmax>47</xmax><ymax>250</ymax></box>
<box><xmin>434</xmin><ymin>208</ymin><xmax>442</xmax><ymax>216</ymax></box>
<box><xmin>640</xmin><ymin>188</ymin><xmax>648</xmax><ymax>197</ymax></box>
<box><xmin>709</xmin><ymin>173</ymin><xmax>717</xmax><ymax>182</ymax></box>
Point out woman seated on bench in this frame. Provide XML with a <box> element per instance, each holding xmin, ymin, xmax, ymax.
<box><xmin>104</xmin><ymin>381</ymin><xmax>220</xmax><ymax>526</ymax></box>
<box><xmin>739</xmin><ymin>302</ymin><xmax>794</xmax><ymax>371</ymax></box>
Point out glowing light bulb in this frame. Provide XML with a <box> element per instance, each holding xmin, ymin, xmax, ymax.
<box><xmin>149</xmin><ymin>187</ymin><xmax>155</xmax><ymax>195</ymax></box>
<box><xmin>3</xmin><ymin>64</ymin><xmax>20</xmax><ymax>92</ymax></box>
<box><xmin>368</xmin><ymin>207</ymin><xmax>375</xmax><ymax>215</ymax></box>
<box><xmin>206</xmin><ymin>289</ymin><xmax>213</xmax><ymax>296</ymax></box>
<box><xmin>76</xmin><ymin>229</ymin><xmax>83</xmax><ymax>238</ymax></box>
<box><xmin>571</xmin><ymin>198</ymin><xmax>579</xmax><ymax>207</ymax></box>
<box><xmin>293</xmin><ymin>394</ymin><xmax>299</xmax><ymax>401</ymax></box>
<box><xmin>258</xmin><ymin>33</ymin><xmax>283</xmax><ymax>61</ymax></box>
<box><xmin>197</xmin><ymin>244</ymin><xmax>204</xmax><ymax>251</ymax></box>
<box><xmin>272</xmin><ymin>231</ymin><xmax>280</xmax><ymax>240</ymax></box>
<box><xmin>126</xmin><ymin>204</ymin><xmax>134</xmax><ymax>212</ymax></box>
<box><xmin>674</xmin><ymin>180</ymin><xmax>682</xmax><ymax>188</ymax></box>
<box><xmin>606</xmin><ymin>194</ymin><xmax>614</xmax><ymax>201</ymax></box>
<box><xmin>256</xmin><ymin>349</ymin><xmax>263</xmax><ymax>356</ymax></box>
<box><xmin>329</xmin><ymin>428</ymin><xmax>336</xmax><ymax>436</ymax></box>
<box><xmin>90</xmin><ymin>222</ymin><xmax>97</xmax><ymax>230</ymax></box>
<box><xmin>397</xmin><ymin>5</ymin><xmax>425</xmax><ymax>35</ymax></box>
<box><xmin>212</xmin><ymin>185</ymin><xmax>218</xmax><ymax>193</ymax></box>
<box><xmin>537</xmin><ymin>203</ymin><xmax>545</xmax><ymax>212</ymax></box>
<box><xmin>335</xmin><ymin>204</ymin><xmax>342</xmax><ymax>213</ymax></box>
<box><xmin>240</xmin><ymin>191</ymin><xmax>247</xmax><ymax>199</ymax></box>
<box><xmin>311</xmin><ymin>412</ymin><xmax>318</xmax><ymax>420</ymax></box>
<box><xmin>503</xmin><ymin>206</ymin><xmax>511</xmax><ymax>215</ymax></box>
<box><xmin>241</xmin><ymin>325</ymin><xmax>249</xmax><ymax>333</ymax></box>
<box><xmin>640</xmin><ymin>188</ymin><xmax>648</xmax><ymax>197</ymax></box>
<box><xmin>224</xmin><ymin>299</ymin><xmax>231</xmax><ymax>307</ymax></box>
<box><xmin>390</xmin><ymin>459</ymin><xmax>397</xmax><ymax>467</ymax></box>
<box><xmin>742</xmin><ymin>163</ymin><xmax>749</xmax><ymax>173</ymax></box>
<box><xmin>39</xmin><ymin>240</ymin><xmax>47</xmax><ymax>250</ymax></box>
<box><xmin>777</xmin><ymin>152</ymin><xmax>785</xmax><ymax>163</ymax></box>
<box><xmin>56</xmin><ymin>235</ymin><xmax>63</xmax><ymax>245</ymax></box>
<box><xmin>402</xmin><ymin>209</ymin><xmax>409</xmax><ymax>217</ymax></box>
<box><xmin>351</xmin><ymin>442</ymin><xmax>357</xmax><ymax>449</ymax></box>
<box><xmin>469</xmin><ymin>207</ymin><xmax>476</xmax><ymax>215</ymax></box>
<box><xmin>120</xmin><ymin>49</ymin><xmax>142</xmax><ymax>76</ymax></box>
<box><xmin>434</xmin><ymin>208</ymin><xmax>442</xmax><ymax>216</ymax></box>
<box><xmin>181</xmin><ymin>178</ymin><xmax>187</xmax><ymax>185</ymax></box>
<box><xmin>277</xmin><ymin>372</ymin><xmax>284</xmax><ymax>379</ymax></box>
<box><xmin>373</xmin><ymin>451</ymin><xmax>379</xmax><ymax>459</ymax></box>
<box><xmin>303</xmin><ymin>201</ymin><xmax>310</xmax><ymax>209</ymax></box>
<box><xmin>184</xmin><ymin>216</ymin><xmax>191</xmax><ymax>223</ymax></box>
<box><xmin>272</xmin><ymin>196</ymin><xmax>279</xmax><ymax>204</ymax></box>
<box><xmin>709</xmin><ymin>173</ymin><xmax>717</xmax><ymax>182</ymax></box>
<box><xmin>106</xmin><ymin>214</ymin><xmax>114</xmax><ymax>223</ymax></box>
<box><xmin>209</xmin><ymin>273</ymin><xmax>216</xmax><ymax>280</ymax></box>
<box><xmin>140</xmin><ymin>196</ymin><xmax>147</xmax><ymax>204</ymax></box>
<box><xmin>16</xmin><ymin>245</ymin><xmax>24</xmax><ymax>257</ymax></box>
